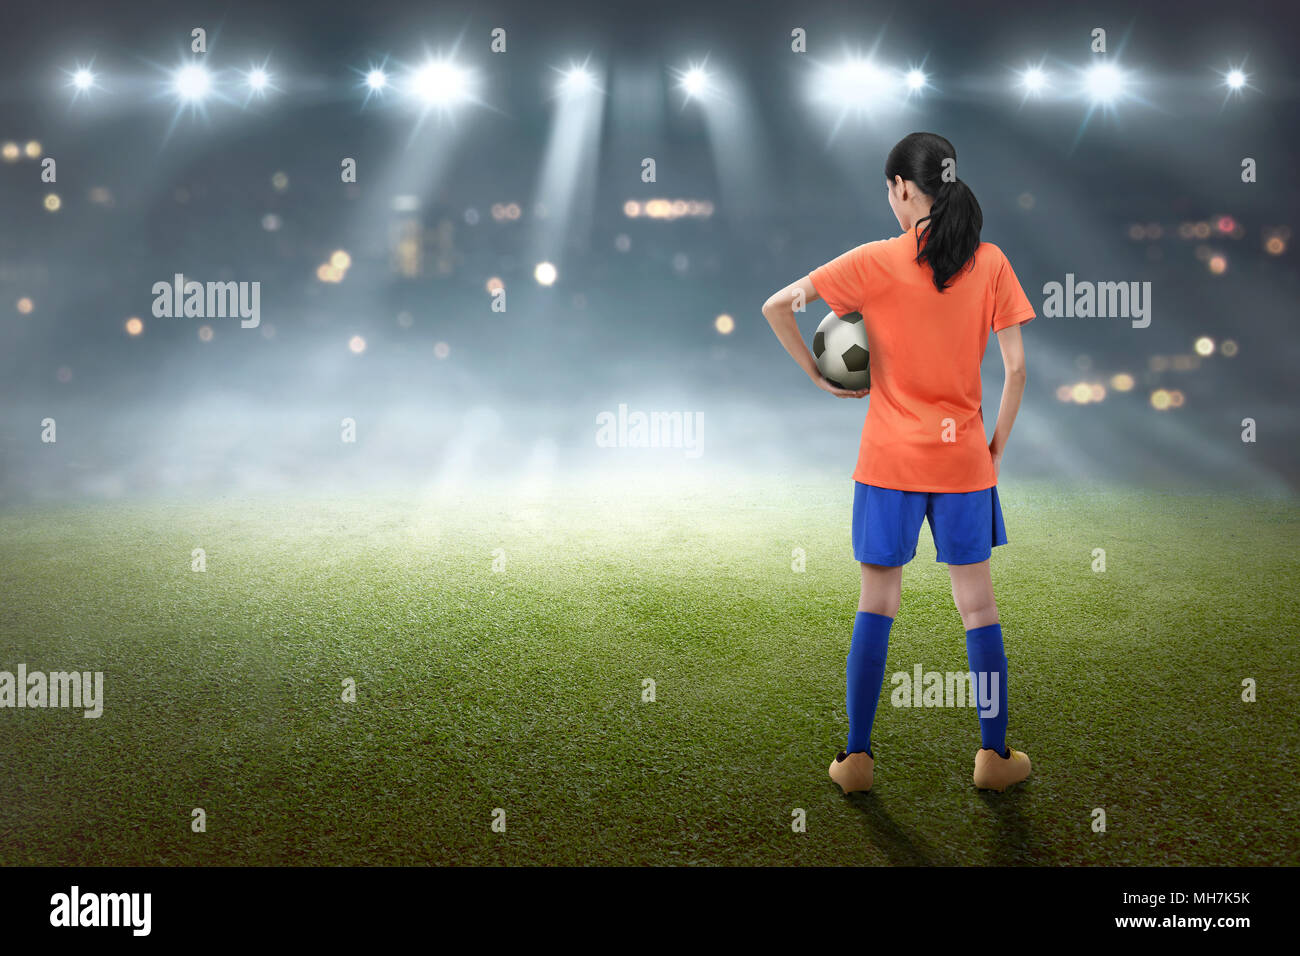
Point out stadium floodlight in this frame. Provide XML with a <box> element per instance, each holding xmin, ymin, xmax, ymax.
<box><xmin>905</xmin><ymin>69</ymin><xmax>927</xmax><ymax>91</ymax></box>
<box><xmin>560</xmin><ymin>66</ymin><xmax>595</xmax><ymax>95</ymax></box>
<box><xmin>680</xmin><ymin>66</ymin><xmax>711</xmax><ymax>99</ymax></box>
<box><xmin>174</xmin><ymin>63</ymin><xmax>212</xmax><ymax>102</ymax></box>
<box><xmin>409</xmin><ymin>59</ymin><xmax>470</xmax><ymax>106</ymax></box>
<box><xmin>65</xmin><ymin>61</ymin><xmax>101</xmax><ymax>99</ymax></box>
<box><xmin>366</xmin><ymin>69</ymin><xmax>388</xmax><ymax>91</ymax></box>
<box><xmin>1085</xmin><ymin>62</ymin><xmax>1124</xmax><ymax>103</ymax></box>
<box><xmin>239</xmin><ymin>61</ymin><xmax>276</xmax><ymax>103</ymax></box>
<box><xmin>1218</xmin><ymin>63</ymin><xmax>1251</xmax><ymax>99</ymax></box>
<box><xmin>823</xmin><ymin>58</ymin><xmax>893</xmax><ymax>107</ymax></box>
<box><xmin>1020</xmin><ymin>66</ymin><xmax>1048</xmax><ymax>94</ymax></box>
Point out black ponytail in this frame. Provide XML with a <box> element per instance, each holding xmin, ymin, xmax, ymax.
<box><xmin>884</xmin><ymin>132</ymin><xmax>983</xmax><ymax>292</ymax></box>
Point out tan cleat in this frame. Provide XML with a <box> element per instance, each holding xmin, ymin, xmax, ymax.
<box><xmin>829</xmin><ymin>750</ymin><xmax>874</xmax><ymax>794</ymax></box>
<box><xmin>973</xmin><ymin>747</ymin><xmax>1031</xmax><ymax>792</ymax></box>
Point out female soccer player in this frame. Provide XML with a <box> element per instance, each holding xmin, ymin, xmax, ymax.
<box><xmin>762</xmin><ymin>132</ymin><xmax>1035</xmax><ymax>794</ymax></box>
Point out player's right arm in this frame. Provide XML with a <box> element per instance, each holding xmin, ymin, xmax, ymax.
<box><xmin>762</xmin><ymin>276</ymin><xmax>869</xmax><ymax>398</ymax></box>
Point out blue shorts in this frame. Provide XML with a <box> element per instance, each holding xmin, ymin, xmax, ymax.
<box><xmin>851</xmin><ymin>482</ymin><xmax>1008</xmax><ymax>567</ymax></box>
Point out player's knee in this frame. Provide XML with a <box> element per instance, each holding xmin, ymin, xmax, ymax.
<box><xmin>859</xmin><ymin>563</ymin><xmax>902</xmax><ymax>617</ymax></box>
<box><xmin>957</xmin><ymin>599</ymin><xmax>998</xmax><ymax>631</ymax></box>
<box><xmin>859</xmin><ymin>595</ymin><xmax>901</xmax><ymax>617</ymax></box>
<box><xmin>859</xmin><ymin>580</ymin><xmax>901</xmax><ymax>618</ymax></box>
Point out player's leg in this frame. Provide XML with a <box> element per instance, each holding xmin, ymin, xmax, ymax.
<box><xmin>949</xmin><ymin>558</ymin><xmax>1008</xmax><ymax>753</ymax></box>
<box><xmin>859</xmin><ymin>560</ymin><xmax>902</xmax><ymax>616</ymax></box>
<box><xmin>831</xmin><ymin>484</ymin><xmax>922</xmax><ymax>794</ymax></box>
<box><xmin>845</xmin><ymin>560</ymin><xmax>902</xmax><ymax>752</ymax></box>
<box><xmin>831</xmin><ymin>562</ymin><xmax>901</xmax><ymax>794</ymax></box>
<box><xmin>932</xmin><ymin>488</ymin><xmax>1030</xmax><ymax>791</ymax></box>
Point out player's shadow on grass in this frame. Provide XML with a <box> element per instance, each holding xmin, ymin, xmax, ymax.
<box><xmin>841</xmin><ymin>792</ymin><xmax>952</xmax><ymax>866</ymax></box>
<box><xmin>978</xmin><ymin>787</ymin><xmax>1045</xmax><ymax>865</ymax></box>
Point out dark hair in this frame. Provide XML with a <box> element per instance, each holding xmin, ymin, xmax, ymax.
<box><xmin>884</xmin><ymin>132</ymin><xmax>983</xmax><ymax>292</ymax></box>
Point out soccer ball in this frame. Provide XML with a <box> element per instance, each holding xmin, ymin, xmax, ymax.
<box><xmin>813</xmin><ymin>310</ymin><xmax>870</xmax><ymax>390</ymax></box>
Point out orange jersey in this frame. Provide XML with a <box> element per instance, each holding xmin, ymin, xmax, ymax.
<box><xmin>810</xmin><ymin>231</ymin><xmax>1035</xmax><ymax>493</ymax></box>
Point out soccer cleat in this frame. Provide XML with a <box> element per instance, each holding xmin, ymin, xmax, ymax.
<box><xmin>829</xmin><ymin>750</ymin><xmax>874</xmax><ymax>794</ymax></box>
<box><xmin>973</xmin><ymin>747</ymin><xmax>1031</xmax><ymax>792</ymax></box>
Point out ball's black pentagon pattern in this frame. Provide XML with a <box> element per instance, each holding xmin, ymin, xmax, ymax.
<box><xmin>812</xmin><ymin>309</ymin><xmax>870</xmax><ymax>391</ymax></box>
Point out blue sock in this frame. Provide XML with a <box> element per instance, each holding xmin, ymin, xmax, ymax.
<box><xmin>965</xmin><ymin>623</ymin><xmax>1009</xmax><ymax>754</ymax></box>
<box><xmin>845</xmin><ymin>611</ymin><xmax>893</xmax><ymax>757</ymax></box>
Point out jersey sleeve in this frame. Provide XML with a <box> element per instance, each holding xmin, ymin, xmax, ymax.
<box><xmin>991</xmin><ymin>248</ymin><xmax>1036</xmax><ymax>332</ymax></box>
<box><xmin>809</xmin><ymin>244</ymin><xmax>870</xmax><ymax>318</ymax></box>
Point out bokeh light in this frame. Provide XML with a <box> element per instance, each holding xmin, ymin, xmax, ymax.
<box><xmin>534</xmin><ymin>262</ymin><xmax>558</xmax><ymax>286</ymax></box>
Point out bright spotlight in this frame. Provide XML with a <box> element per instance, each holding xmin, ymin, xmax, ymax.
<box><xmin>1085</xmin><ymin>62</ymin><xmax>1125</xmax><ymax>103</ymax></box>
<box><xmin>65</xmin><ymin>63</ymin><xmax>99</xmax><ymax>98</ymax></box>
<box><xmin>1021</xmin><ymin>66</ymin><xmax>1048</xmax><ymax>93</ymax></box>
<box><xmin>905</xmin><ymin>69</ymin><xmax>927</xmax><ymax>91</ymax></box>
<box><xmin>681</xmin><ymin>66</ymin><xmax>710</xmax><ymax>98</ymax></box>
<box><xmin>247</xmin><ymin>67</ymin><xmax>269</xmax><ymax>92</ymax></box>
<box><xmin>409</xmin><ymin>60</ymin><xmax>470</xmax><ymax>106</ymax></box>
<box><xmin>174</xmin><ymin>64</ymin><xmax>212</xmax><ymax>101</ymax></box>
<box><xmin>821</xmin><ymin>58</ymin><xmax>894</xmax><ymax>109</ymax></box>
<box><xmin>366</xmin><ymin>69</ymin><xmax>388</xmax><ymax>91</ymax></box>
<box><xmin>560</xmin><ymin>66</ymin><xmax>595</xmax><ymax>95</ymax></box>
<box><xmin>1219</xmin><ymin>64</ymin><xmax>1251</xmax><ymax>98</ymax></box>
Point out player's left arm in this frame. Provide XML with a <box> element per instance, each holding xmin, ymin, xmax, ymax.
<box><xmin>762</xmin><ymin>276</ymin><xmax>868</xmax><ymax>398</ymax></box>
<box><xmin>988</xmin><ymin>323</ymin><xmax>1027</xmax><ymax>478</ymax></box>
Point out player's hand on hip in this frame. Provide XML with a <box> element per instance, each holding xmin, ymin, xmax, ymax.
<box><xmin>814</xmin><ymin>375</ymin><xmax>869</xmax><ymax>399</ymax></box>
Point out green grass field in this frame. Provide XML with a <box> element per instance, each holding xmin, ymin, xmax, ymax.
<box><xmin>1</xmin><ymin>473</ymin><xmax>1296</xmax><ymax>866</ymax></box>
